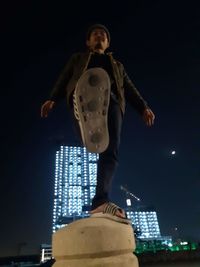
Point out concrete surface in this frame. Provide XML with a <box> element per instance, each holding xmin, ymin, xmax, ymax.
<box><xmin>52</xmin><ymin>214</ymin><xmax>138</xmax><ymax>267</ymax></box>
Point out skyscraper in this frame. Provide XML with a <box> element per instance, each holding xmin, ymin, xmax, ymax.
<box><xmin>52</xmin><ymin>146</ymin><xmax>98</xmax><ymax>233</ymax></box>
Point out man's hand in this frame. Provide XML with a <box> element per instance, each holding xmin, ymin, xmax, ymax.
<box><xmin>41</xmin><ymin>100</ymin><xmax>55</xmax><ymax>118</ymax></box>
<box><xmin>143</xmin><ymin>108</ymin><xmax>155</xmax><ymax>127</ymax></box>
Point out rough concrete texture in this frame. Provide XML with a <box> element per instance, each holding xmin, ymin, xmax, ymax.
<box><xmin>52</xmin><ymin>215</ymin><xmax>139</xmax><ymax>267</ymax></box>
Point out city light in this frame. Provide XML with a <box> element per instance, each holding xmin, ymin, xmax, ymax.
<box><xmin>52</xmin><ymin>146</ymin><xmax>98</xmax><ymax>232</ymax></box>
<box><xmin>126</xmin><ymin>198</ymin><xmax>131</xmax><ymax>206</ymax></box>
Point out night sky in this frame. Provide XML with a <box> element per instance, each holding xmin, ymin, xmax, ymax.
<box><xmin>1</xmin><ymin>0</ymin><xmax>200</xmax><ymax>256</ymax></box>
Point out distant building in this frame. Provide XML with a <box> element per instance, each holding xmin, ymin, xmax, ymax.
<box><xmin>128</xmin><ymin>208</ymin><xmax>161</xmax><ymax>239</ymax></box>
<box><xmin>126</xmin><ymin>200</ymin><xmax>172</xmax><ymax>245</ymax></box>
<box><xmin>40</xmin><ymin>244</ymin><xmax>52</xmax><ymax>263</ymax></box>
<box><xmin>52</xmin><ymin>146</ymin><xmax>98</xmax><ymax>232</ymax></box>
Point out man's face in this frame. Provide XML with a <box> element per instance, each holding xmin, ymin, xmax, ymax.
<box><xmin>86</xmin><ymin>28</ymin><xmax>109</xmax><ymax>52</ymax></box>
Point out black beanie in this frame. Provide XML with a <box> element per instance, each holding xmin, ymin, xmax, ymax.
<box><xmin>86</xmin><ymin>24</ymin><xmax>111</xmax><ymax>43</ymax></box>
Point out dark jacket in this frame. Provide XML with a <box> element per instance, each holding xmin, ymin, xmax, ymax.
<box><xmin>50</xmin><ymin>51</ymin><xmax>149</xmax><ymax>115</ymax></box>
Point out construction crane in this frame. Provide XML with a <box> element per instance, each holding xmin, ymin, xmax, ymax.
<box><xmin>120</xmin><ymin>185</ymin><xmax>141</xmax><ymax>202</ymax></box>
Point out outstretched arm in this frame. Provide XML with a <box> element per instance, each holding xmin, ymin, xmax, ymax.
<box><xmin>123</xmin><ymin>69</ymin><xmax>155</xmax><ymax>126</ymax></box>
<box><xmin>49</xmin><ymin>54</ymin><xmax>75</xmax><ymax>102</ymax></box>
<box><xmin>40</xmin><ymin>54</ymin><xmax>75</xmax><ymax>118</ymax></box>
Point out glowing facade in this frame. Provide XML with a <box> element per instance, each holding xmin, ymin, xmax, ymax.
<box><xmin>126</xmin><ymin>199</ymin><xmax>161</xmax><ymax>239</ymax></box>
<box><xmin>52</xmin><ymin>146</ymin><xmax>98</xmax><ymax>232</ymax></box>
<box><xmin>128</xmin><ymin>210</ymin><xmax>161</xmax><ymax>239</ymax></box>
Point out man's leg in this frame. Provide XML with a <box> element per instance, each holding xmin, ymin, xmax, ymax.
<box><xmin>91</xmin><ymin>98</ymin><xmax>123</xmax><ymax>210</ymax></box>
<box><xmin>69</xmin><ymin>92</ymin><xmax>124</xmax><ymax>213</ymax></box>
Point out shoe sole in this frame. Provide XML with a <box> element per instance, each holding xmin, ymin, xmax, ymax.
<box><xmin>73</xmin><ymin>67</ymin><xmax>111</xmax><ymax>153</ymax></box>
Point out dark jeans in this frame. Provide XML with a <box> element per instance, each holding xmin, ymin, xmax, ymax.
<box><xmin>70</xmin><ymin>97</ymin><xmax>123</xmax><ymax>210</ymax></box>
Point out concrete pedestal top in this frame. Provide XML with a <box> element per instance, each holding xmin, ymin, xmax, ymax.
<box><xmin>52</xmin><ymin>214</ymin><xmax>139</xmax><ymax>267</ymax></box>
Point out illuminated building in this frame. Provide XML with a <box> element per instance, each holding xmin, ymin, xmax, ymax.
<box><xmin>40</xmin><ymin>244</ymin><xmax>52</xmax><ymax>263</ymax></box>
<box><xmin>52</xmin><ymin>146</ymin><xmax>98</xmax><ymax>233</ymax></box>
<box><xmin>125</xmin><ymin>199</ymin><xmax>171</xmax><ymax>243</ymax></box>
<box><xmin>127</xmin><ymin>208</ymin><xmax>161</xmax><ymax>239</ymax></box>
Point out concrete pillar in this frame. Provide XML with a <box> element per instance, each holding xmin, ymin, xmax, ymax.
<box><xmin>52</xmin><ymin>215</ymin><xmax>139</xmax><ymax>267</ymax></box>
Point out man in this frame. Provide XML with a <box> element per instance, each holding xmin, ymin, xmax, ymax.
<box><xmin>41</xmin><ymin>24</ymin><xmax>155</xmax><ymax>220</ymax></box>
